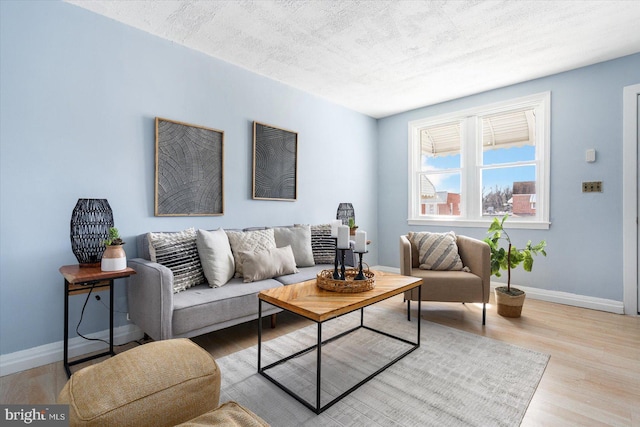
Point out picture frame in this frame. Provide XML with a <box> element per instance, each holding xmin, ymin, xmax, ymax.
<box><xmin>155</xmin><ymin>117</ymin><xmax>224</xmax><ymax>216</ymax></box>
<box><xmin>252</xmin><ymin>121</ymin><xmax>298</xmax><ymax>201</ymax></box>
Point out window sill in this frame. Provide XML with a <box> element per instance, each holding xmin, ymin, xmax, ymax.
<box><xmin>407</xmin><ymin>218</ymin><xmax>551</xmax><ymax>230</ymax></box>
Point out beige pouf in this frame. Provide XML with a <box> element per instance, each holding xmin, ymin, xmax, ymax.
<box><xmin>58</xmin><ymin>339</ymin><xmax>221</xmax><ymax>427</ymax></box>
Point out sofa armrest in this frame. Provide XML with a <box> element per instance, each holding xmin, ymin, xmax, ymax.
<box><xmin>127</xmin><ymin>258</ymin><xmax>175</xmax><ymax>340</ymax></box>
<box><xmin>456</xmin><ymin>235</ymin><xmax>491</xmax><ymax>303</ymax></box>
<box><xmin>399</xmin><ymin>235</ymin><xmax>413</xmax><ymax>276</ymax></box>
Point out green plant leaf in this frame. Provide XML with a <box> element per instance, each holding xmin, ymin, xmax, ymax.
<box><xmin>484</xmin><ymin>215</ymin><xmax>546</xmax><ymax>278</ymax></box>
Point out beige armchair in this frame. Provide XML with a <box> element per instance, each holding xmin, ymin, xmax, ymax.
<box><xmin>58</xmin><ymin>339</ymin><xmax>267</xmax><ymax>427</ymax></box>
<box><xmin>399</xmin><ymin>234</ymin><xmax>490</xmax><ymax>325</ymax></box>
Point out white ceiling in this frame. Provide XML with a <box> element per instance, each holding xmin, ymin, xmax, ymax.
<box><xmin>66</xmin><ymin>0</ymin><xmax>640</xmax><ymax>118</ymax></box>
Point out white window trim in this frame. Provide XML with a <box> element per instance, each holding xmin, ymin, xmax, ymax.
<box><xmin>407</xmin><ymin>92</ymin><xmax>551</xmax><ymax>230</ymax></box>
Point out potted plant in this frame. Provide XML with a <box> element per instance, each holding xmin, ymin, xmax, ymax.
<box><xmin>101</xmin><ymin>227</ymin><xmax>127</xmax><ymax>271</ymax></box>
<box><xmin>348</xmin><ymin>218</ymin><xmax>358</xmax><ymax>236</ymax></box>
<box><xmin>484</xmin><ymin>215</ymin><xmax>546</xmax><ymax>317</ymax></box>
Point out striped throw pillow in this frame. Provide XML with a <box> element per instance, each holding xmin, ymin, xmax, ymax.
<box><xmin>310</xmin><ymin>224</ymin><xmax>335</xmax><ymax>264</ymax></box>
<box><xmin>408</xmin><ymin>231</ymin><xmax>468</xmax><ymax>271</ymax></box>
<box><xmin>148</xmin><ymin>228</ymin><xmax>205</xmax><ymax>293</ymax></box>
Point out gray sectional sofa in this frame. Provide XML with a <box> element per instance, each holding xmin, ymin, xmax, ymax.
<box><xmin>127</xmin><ymin>225</ymin><xmax>349</xmax><ymax>341</ymax></box>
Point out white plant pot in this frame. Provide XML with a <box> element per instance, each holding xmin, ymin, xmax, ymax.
<box><xmin>101</xmin><ymin>245</ymin><xmax>127</xmax><ymax>271</ymax></box>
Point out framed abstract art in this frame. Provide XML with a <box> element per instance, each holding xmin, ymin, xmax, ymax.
<box><xmin>252</xmin><ymin>121</ymin><xmax>298</xmax><ymax>201</ymax></box>
<box><xmin>155</xmin><ymin>117</ymin><xmax>224</xmax><ymax>216</ymax></box>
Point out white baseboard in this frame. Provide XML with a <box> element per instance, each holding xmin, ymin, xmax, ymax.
<box><xmin>372</xmin><ymin>265</ymin><xmax>625</xmax><ymax>314</ymax></box>
<box><xmin>0</xmin><ymin>324</ymin><xmax>144</xmax><ymax>377</ymax></box>
<box><xmin>490</xmin><ymin>281</ymin><xmax>625</xmax><ymax>314</ymax></box>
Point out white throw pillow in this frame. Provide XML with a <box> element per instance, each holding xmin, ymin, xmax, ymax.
<box><xmin>225</xmin><ymin>229</ymin><xmax>276</xmax><ymax>278</ymax></box>
<box><xmin>196</xmin><ymin>228</ymin><xmax>235</xmax><ymax>288</ymax></box>
<box><xmin>408</xmin><ymin>231</ymin><xmax>469</xmax><ymax>271</ymax></box>
<box><xmin>273</xmin><ymin>225</ymin><xmax>315</xmax><ymax>267</ymax></box>
<box><xmin>240</xmin><ymin>245</ymin><xmax>299</xmax><ymax>283</ymax></box>
<box><xmin>148</xmin><ymin>228</ymin><xmax>205</xmax><ymax>293</ymax></box>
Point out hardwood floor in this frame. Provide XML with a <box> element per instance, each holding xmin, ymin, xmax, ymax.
<box><xmin>1</xmin><ymin>294</ymin><xmax>639</xmax><ymax>426</ymax></box>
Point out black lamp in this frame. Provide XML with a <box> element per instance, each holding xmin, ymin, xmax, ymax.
<box><xmin>70</xmin><ymin>198</ymin><xmax>113</xmax><ymax>267</ymax></box>
<box><xmin>336</xmin><ymin>202</ymin><xmax>354</xmax><ymax>226</ymax></box>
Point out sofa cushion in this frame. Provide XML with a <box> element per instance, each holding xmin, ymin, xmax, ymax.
<box><xmin>275</xmin><ymin>264</ymin><xmax>328</xmax><ymax>285</ymax></box>
<box><xmin>273</xmin><ymin>225</ymin><xmax>315</xmax><ymax>267</ymax></box>
<box><xmin>408</xmin><ymin>231</ymin><xmax>468</xmax><ymax>271</ymax></box>
<box><xmin>240</xmin><ymin>245</ymin><xmax>299</xmax><ymax>283</ymax></box>
<box><xmin>310</xmin><ymin>223</ymin><xmax>335</xmax><ymax>264</ymax></box>
<box><xmin>226</xmin><ymin>229</ymin><xmax>276</xmax><ymax>278</ymax></box>
<box><xmin>148</xmin><ymin>228</ymin><xmax>205</xmax><ymax>293</ymax></box>
<box><xmin>407</xmin><ymin>269</ymin><xmax>483</xmax><ymax>302</ymax></box>
<box><xmin>172</xmin><ymin>279</ymin><xmax>281</xmax><ymax>336</ymax></box>
<box><xmin>196</xmin><ymin>228</ymin><xmax>235</xmax><ymax>288</ymax></box>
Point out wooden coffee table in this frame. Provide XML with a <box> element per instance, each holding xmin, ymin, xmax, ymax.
<box><xmin>257</xmin><ymin>270</ymin><xmax>422</xmax><ymax>414</ymax></box>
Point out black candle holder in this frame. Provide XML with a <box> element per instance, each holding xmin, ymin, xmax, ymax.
<box><xmin>354</xmin><ymin>251</ymin><xmax>368</xmax><ymax>280</ymax></box>
<box><xmin>333</xmin><ymin>237</ymin><xmax>350</xmax><ymax>281</ymax></box>
<box><xmin>332</xmin><ymin>238</ymin><xmax>341</xmax><ymax>279</ymax></box>
<box><xmin>339</xmin><ymin>248</ymin><xmax>347</xmax><ymax>280</ymax></box>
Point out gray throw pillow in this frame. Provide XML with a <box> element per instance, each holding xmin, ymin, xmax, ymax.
<box><xmin>273</xmin><ymin>225</ymin><xmax>315</xmax><ymax>267</ymax></box>
<box><xmin>196</xmin><ymin>228</ymin><xmax>235</xmax><ymax>288</ymax></box>
<box><xmin>226</xmin><ymin>229</ymin><xmax>276</xmax><ymax>278</ymax></box>
<box><xmin>408</xmin><ymin>231</ymin><xmax>469</xmax><ymax>271</ymax></box>
<box><xmin>240</xmin><ymin>245</ymin><xmax>299</xmax><ymax>283</ymax></box>
<box><xmin>148</xmin><ymin>228</ymin><xmax>205</xmax><ymax>293</ymax></box>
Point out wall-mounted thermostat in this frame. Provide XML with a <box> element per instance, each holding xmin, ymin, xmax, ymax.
<box><xmin>586</xmin><ymin>149</ymin><xmax>596</xmax><ymax>163</ymax></box>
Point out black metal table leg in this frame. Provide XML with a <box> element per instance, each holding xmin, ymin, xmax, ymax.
<box><xmin>63</xmin><ymin>279</ymin><xmax>71</xmax><ymax>377</ymax></box>
<box><xmin>258</xmin><ymin>299</ymin><xmax>262</xmax><ymax>372</ymax></box>
<box><xmin>316</xmin><ymin>322</ymin><xmax>322</xmax><ymax>414</ymax></box>
<box><xmin>109</xmin><ymin>280</ymin><xmax>115</xmax><ymax>356</ymax></box>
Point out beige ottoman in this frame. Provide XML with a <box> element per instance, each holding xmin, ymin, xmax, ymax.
<box><xmin>57</xmin><ymin>339</ymin><xmax>267</xmax><ymax>427</ymax></box>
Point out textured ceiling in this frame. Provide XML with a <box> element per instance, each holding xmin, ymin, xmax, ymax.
<box><xmin>65</xmin><ymin>0</ymin><xmax>640</xmax><ymax>118</ymax></box>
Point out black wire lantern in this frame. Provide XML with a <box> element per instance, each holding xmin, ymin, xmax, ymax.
<box><xmin>70</xmin><ymin>199</ymin><xmax>114</xmax><ymax>267</ymax></box>
<box><xmin>336</xmin><ymin>202</ymin><xmax>355</xmax><ymax>226</ymax></box>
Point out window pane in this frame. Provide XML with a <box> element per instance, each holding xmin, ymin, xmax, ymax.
<box><xmin>421</xmin><ymin>122</ymin><xmax>461</xmax><ymax>168</ymax></box>
<box><xmin>483</xmin><ymin>145</ymin><xmax>535</xmax><ymax>165</ymax></box>
<box><xmin>482</xmin><ymin>165</ymin><xmax>536</xmax><ymax>217</ymax></box>
<box><xmin>482</xmin><ymin>109</ymin><xmax>535</xmax><ymax>165</ymax></box>
<box><xmin>420</xmin><ymin>173</ymin><xmax>461</xmax><ymax>216</ymax></box>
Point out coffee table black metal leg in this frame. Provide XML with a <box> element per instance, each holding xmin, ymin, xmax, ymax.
<box><xmin>417</xmin><ymin>286</ymin><xmax>421</xmax><ymax>346</ymax></box>
<box><xmin>258</xmin><ymin>300</ymin><xmax>262</xmax><ymax>372</ymax></box>
<box><xmin>316</xmin><ymin>322</ymin><xmax>322</xmax><ymax>414</ymax></box>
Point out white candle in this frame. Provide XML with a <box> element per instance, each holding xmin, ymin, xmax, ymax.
<box><xmin>337</xmin><ymin>225</ymin><xmax>350</xmax><ymax>249</ymax></box>
<box><xmin>330</xmin><ymin>220</ymin><xmax>342</xmax><ymax>237</ymax></box>
<box><xmin>355</xmin><ymin>230</ymin><xmax>367</xmax><ymax>253</ymax></box>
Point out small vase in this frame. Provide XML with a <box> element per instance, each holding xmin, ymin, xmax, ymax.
<box><xmin>495</xmin><ymin>286</ymin><xmax>526</xmax><ymax>318</ymax></box>
<box><xmin>101</xmin><ymin>245</ymin><xmax>127</xmax><ymax>271</ymax></box>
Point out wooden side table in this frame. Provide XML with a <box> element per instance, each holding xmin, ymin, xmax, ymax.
<box><xmin>59</xmin><ymin>264</ymin><xmax>136</xmax><ymax>377</ymax></box>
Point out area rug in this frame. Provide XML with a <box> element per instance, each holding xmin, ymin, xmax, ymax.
<box><xmin>216</xmin><ymin>306</ymin><xmax>549</xmax><ymax>427</ymax></box>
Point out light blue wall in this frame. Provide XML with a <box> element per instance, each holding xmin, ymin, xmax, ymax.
<box><xmin>377</xmin><ymin>53</ymin><xmax>640</xmax><ymax>301</ymax></box>
<box><xmin>1</xmin><ymin>0</ymin><xmax>638</xmax><ymax>359</ymax></box>
<box><xmin>0</xmin><ymin>1</ymin><xmax>378</xmax><ymax>355</ymax></box>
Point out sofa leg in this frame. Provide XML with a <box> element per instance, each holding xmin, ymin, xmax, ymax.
<box><xmin>482</xmin><ymin>303</ymin><xmax>486</xmax><ymax>326</ymax></box>
<box><xmin>270</xmin><ymin>313</ymin><xmax>277</xmax><ymax>329</ymax></box>
<box><xmin>407</xmin><ymin>300</ymin><xmax>411</xmax><ymax>321</ymax></box>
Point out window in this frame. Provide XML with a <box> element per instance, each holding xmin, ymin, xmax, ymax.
<box><xmin>408</xmin><ymin>92</ymin><xmax>550</xmax><ymax>229</ymax></box>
